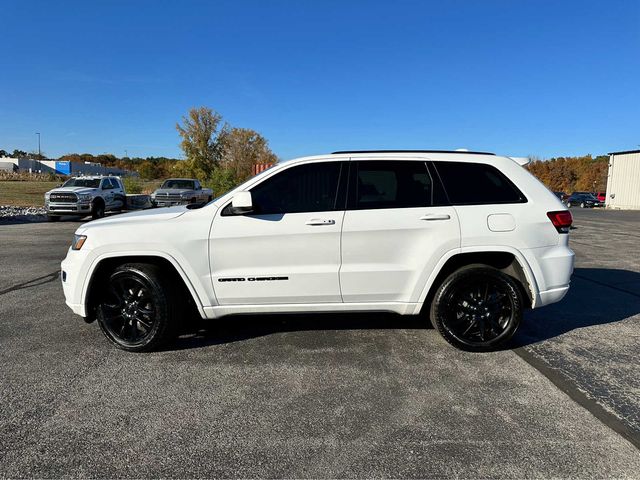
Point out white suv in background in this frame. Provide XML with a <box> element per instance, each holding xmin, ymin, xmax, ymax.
<box><xmin>60</xmin><ymin>150</ymin><xmax>574</xmax><ymax>352</ymax></box>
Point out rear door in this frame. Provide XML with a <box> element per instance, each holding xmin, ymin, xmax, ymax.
<box><xmin>112</xmin><ymin>178</ymin><xmax>126</xmax><ymax>209</ymax></box>
<box><xmin>340</xmin><ymin>159</ymin><xmax>460</xmax><ymax>303</ymax></box>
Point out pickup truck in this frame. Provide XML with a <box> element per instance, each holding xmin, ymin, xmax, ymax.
<box><xmin>45</xmin><ymin>176</ymin><xmax>126</xmax><ymax>221</ymax></box>
<box><xmin>151</xmin><ymin>178</ymin><xmax>213</xmax><ymax>207</ymax></box>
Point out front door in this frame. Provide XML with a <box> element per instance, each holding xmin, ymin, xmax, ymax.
<box><xmin>210</xmin><ymin>160</ymin><xmax>347</xmax><ymax>305</ymax></box>
<box><xmin>340</xmin><ymin>160</ymin><xmax>461</xmax><ymax>303</ymax></box>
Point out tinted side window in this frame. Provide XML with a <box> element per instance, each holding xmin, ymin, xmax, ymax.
<box><xmin>434</xmin><ymin>162</ymin><xmax>526</xmax><ymax>205</ymax></box>
<box><xmin>109</xmin><ymin>178</ymin><xmax>120</xmax><ymax>189</ymax></box>
<box><xmin>101</xmin><ymin>179</ymin><xmax>112</xmax><ymax>189</ymax></box>
<box><xmin>250</xmin><ymin>162</ymin><xmax>342</xmax><ymax>214</ymax></box>
<box><xmin>350</xmin><ymin>161</ymin><xmax>432</xmax><ymax>210</ymax></box>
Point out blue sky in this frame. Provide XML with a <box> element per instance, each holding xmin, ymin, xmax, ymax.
<box><xmin>1</xmin><ymin>0</ymin><xmax>638</xmax><ymax>160</ymax></box>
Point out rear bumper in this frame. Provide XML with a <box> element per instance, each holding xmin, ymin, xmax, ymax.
<box><xmin>537</xmin><ymin>286</ymin><xmax>570</xmax><ymax>307</ymax></box>
<box><xmin>521</xmin><ymin>244</ymin><xmax>575</xmax><ymax>308</ymax></box>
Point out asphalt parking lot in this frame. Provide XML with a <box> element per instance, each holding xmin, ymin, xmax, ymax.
<box><xmin>1</xmin><ymin>208</ymin><xmax>639</xmax><ymax>478</ymax></box>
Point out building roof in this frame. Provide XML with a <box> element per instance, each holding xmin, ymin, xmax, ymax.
<box><xmin>608</xmin><ymin>149</ymin><xmax>640</xmax><ymax>156</ymax></box>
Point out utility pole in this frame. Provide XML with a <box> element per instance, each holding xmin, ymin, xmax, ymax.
<box><xmin>36</xmin><ymin>132</ymin><xmax>41</xmax><ymax>157</ymax></box>
<box><xmin>125</xmin><ymin>149</ymin><xmax>128</xmax><ymax>159</ymax></box>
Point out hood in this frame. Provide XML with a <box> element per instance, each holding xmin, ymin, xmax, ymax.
<box><xmin>80</xmin><ymin>205</ymin><xmax>187</xmax><ymax>231</ymax></box>
<box><xmin>50</xmin><ymin>186</ymin><xmax>97</xmax><ymax>195</ymax></box>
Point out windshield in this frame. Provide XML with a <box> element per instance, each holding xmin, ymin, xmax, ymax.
<box><xmin>161</xmin><ymin>179</ymin><xmax>195</xmax><ymax>189</ymax></box>
<box><xmin>62</xmin><ymin>178</ymin><xmax>101</xmax><ymax>188</ymax></box>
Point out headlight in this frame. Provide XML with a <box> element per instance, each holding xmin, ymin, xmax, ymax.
<box><xmin>180</xmin><ymin>192</ymin><xmax>190</xmax><ymax>198</ymax></box>
<box><xmin>72</xmin><ymin>234</ymin><xmax>87</xmax><ymax>250</ymax></box>
<box><xmin>78</xmin><ymin>194</ymin><xmax>92</xmax><ymax>202</ymax></box>
<box><xmin>44</xmin><ymin>191</ymin><xmax>51</xmax><ymax>200</ymax></box>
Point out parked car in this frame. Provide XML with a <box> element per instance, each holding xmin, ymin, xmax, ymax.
<box><xmin>45</xmin><ymin>176</ymin><xmax>126</xmax><ymax>221</ymax></box>
<box><xmin>553</xmin><ymin>191</ymin><xmax>568</xmax><ymax>203</ymax></box>
<box><xmin>595</xmin><ymin>191</ymin><xmax>606</xmax><ymax>203</ymax></box>
<box><xmin>61</xmin><ymin>150</ymin><xmax>574</xmax><ymax>352</ymax></box>
<box><xmin>566</xmin><ymin>192</ymin><xmax>603</xmax><ymax>208</ymax></box>
<box><xmin>151</xmin><ymin>178</ymin><xmax>213</xmax><ymax>207</ymax></box>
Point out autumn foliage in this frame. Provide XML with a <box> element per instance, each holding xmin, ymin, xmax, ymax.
<box><xmin>526</xmin><ymin>155</ymin><xmax>609</xmax><ymax>193</ymax></box>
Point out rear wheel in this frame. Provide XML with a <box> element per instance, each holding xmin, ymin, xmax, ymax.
<box><xmin>429</xmin><ymin>265</ymin><xmax>522</xmax><ymax>351</ymax></box>
<box><xmin>96</xmin><ymin>263</ymin><xmax>177</xmax><ymax>352</ymax></box>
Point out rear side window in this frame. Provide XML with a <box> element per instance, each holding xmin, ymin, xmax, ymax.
<box><xmin>434</xmin><ymin>162</ymin><xmax>526</xmax><ymax>205</ymax></box>
<box><xmin>349</xmin><ymin>161</ymin><xmax>433</xmax><ymax>210</ymax></box>
<box><xmin>109</xmin><ymin>178</ymin><xmax>120</xmax><ymax>189</ymax></box>
<box><xmin>250</xmin><ymin>162</ymin><xmax>343</xmax><ymax>214</ymax></box>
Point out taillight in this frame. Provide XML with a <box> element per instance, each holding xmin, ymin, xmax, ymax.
<box><xmin>547</xmin><ymin>210</ymin><xmax>572</xmax><ymax>233</ymax></box>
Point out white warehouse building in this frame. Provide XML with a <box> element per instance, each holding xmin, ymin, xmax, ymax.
<box><xmin>605</xmin><ymin>149</ymin><xmax>640</xmax><ymax>210</ymax></box>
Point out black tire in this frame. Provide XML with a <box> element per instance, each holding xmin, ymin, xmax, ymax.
<box><xmin>96</xmin><ymin>263</ymin><xmax>177</xmax><ymax>352</ymax></box>
<box><xmin>429</xmin><ymin>265</ymin><xmax>523</xmax><ymax>352</ymax></box>
<box><xmin>47</xmin><ymin>215</ymin><xmax>60</xmax><ymax>222</ymax></box>
<box><xmin>91</xmin><ymin>200</ymin><xmax>105</xmax><ymax>219</ymax></box>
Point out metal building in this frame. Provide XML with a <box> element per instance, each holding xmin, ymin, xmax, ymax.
<box><xmin>605</xmin><ymin>149</ymin><xmax>640</xmax><ymax>210</ymax></box>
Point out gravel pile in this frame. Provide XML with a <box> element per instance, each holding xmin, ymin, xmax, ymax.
<box><xmin>0</xmin><ymin>205</ymin><xmax>47</xmax><ymax>222</ymax></box>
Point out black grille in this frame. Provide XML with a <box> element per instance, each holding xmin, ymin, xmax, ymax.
<box><xmin>50</xmin><ymin>192</ymin><xmax>78</xmax><ymax>203</ymax></box>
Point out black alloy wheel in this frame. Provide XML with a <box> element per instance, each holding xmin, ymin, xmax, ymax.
<box><xmin>430</xmin><ymin>265</ymin><xmax>522</xmax><ymax>351</ymax></box>
<box><xmin>96</xmin><ymin>263</ymin><xmax>176</xmax><ymax>352</ymax></box>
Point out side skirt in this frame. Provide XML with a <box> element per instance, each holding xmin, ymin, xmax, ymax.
<box><xmin>202</xmin><ymin>302</ymin><xmax>421</xmax><ymax>319</ymax></box>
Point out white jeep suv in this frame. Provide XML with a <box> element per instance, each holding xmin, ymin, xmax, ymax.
<box><xmin>61</xmin><ymin>150</ymin><xmax>574</xmax><ymax>352</ymax></box>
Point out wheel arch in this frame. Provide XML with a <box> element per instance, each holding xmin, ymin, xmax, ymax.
<box><xmin>418</xmin><ymin>248</ymin><xmax>538</xmax><ymax>314</ymax></box>
<box><xmin>92</xmin><ymin>196</ymin><xmax>105</xmax><ymax>207</ymax></box>
<box><xmin>83</xmin><ymin>253</ymin><xmax>206</xmax><ymax>322</ymax></box>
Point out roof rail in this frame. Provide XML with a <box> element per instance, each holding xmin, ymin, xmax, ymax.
<box><xmin>331</xmin><ymin>149</ymin><xmax>495</xmax><ymax>155</ymax></box>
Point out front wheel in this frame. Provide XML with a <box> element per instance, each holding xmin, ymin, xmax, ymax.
<box><xmin>96</xmin><ymin>263</ymin><xmax>177</xmax><ymax>352</ymax></box>
<box><xmin>429</xmin><ymin>265</ymin><xmax>523</xmax><ymax>351</ymax></box>
<box><xmin>91</xmin><ymin>200</ymin><xmax>105</xmax><ymax>219</ymax></box>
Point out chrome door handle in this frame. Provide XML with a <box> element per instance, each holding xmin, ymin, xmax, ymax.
<box><xmin>305</xmin><ymin>218</ymin><xmax>335</xmax><ymax>226</ymax></box>
<box><xmin>420</xmin><ymin>213</ymin><xmax>451</xmax><ymax>221</ymax></box>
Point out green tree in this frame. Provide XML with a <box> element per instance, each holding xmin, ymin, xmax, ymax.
<box><xmin>219</xmin><ymin>127</ymin><xmax>278</xmax><ymax>182</ymax></box>
<box><xmin>176</xmin><ymin>107</ymin><xmax>224</xmax><ymax>179</ymax></box>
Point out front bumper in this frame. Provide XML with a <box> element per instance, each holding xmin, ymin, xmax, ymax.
<box><xmin>46</xmin><ymin>201</ymin><xmax>92</xmax><ymax>215</ymax></box>
<box><xmin>61</xmin><ymin>249</ymin><xmax>90</xmax><ymax>317</ymax></box>
<box><xmin>153</xmin><ymin>200</ymin><xmax>190</xmax><ymax>207</ymax></box>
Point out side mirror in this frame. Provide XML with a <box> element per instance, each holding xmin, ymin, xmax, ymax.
<box><xmin>230</xmin><ymin>191</ymin><xmax>253</xmax><ymax>215</ymax></box>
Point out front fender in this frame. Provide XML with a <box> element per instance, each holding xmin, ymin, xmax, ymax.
<box><xmin>80</xmin><ymin>249</ymin><xmax>210</xmax><ymax>319</ymax></box>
